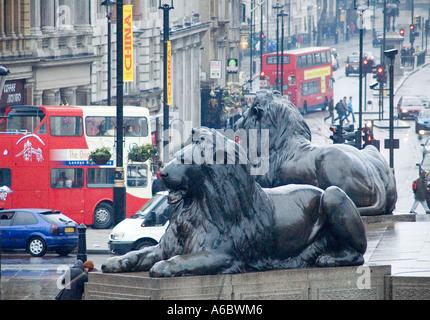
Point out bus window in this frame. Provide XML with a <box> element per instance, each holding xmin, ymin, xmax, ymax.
<box><xmin>127</xmin><ymin>165</ymin><xmax>148</xmax><ymax>187</ymax></box>
<box><xmin>124</xmin><ymin>117</ymin><xmax>148</xmax><ymax>137</ymax></box>
<box><xmin>6</xmin><ymin>107</ymin><xmax>46</xmax><ymax>134</ymax></box>
<box><xmin>85</xmin><ymin>116</ymin><xmax>116</xmax><ymax>136</ymax></box>
<box><xmin>87</xmin><ymin>168</ymin><xmax>115</xmax><ymax>188</ymax></box>
<box><xmin>314</xmin><ymin>52</ymin><xmax>322</xmax><ymax>65</ymax></box>
<box><xmin>301</xmin><ymin>80</ymin><xmax>320</xmax><ymax>96</ymax></box>
<box><xmin>50</xmin><ymin>116</ymin><xmax>83</xmax><ymax>136</ymax></box>
<box><xmin>0</xmin><ymin>168</ymin><xmax>11</xmax><ymax>187</ymax></box>
<box><xmin>51</xmin><ymin>168</ymin><xmax>84</xmax><ymax>188</ymax></box>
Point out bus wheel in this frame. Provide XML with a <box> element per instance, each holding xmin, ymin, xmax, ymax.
<box><xmin>93</xmin><ymin>203</ymin><xmax>114</xmax><ymax>229</ymax></box>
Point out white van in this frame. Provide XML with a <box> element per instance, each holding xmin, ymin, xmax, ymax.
<box><xmin>108</xmin><ymin>192</ymin><xmax>169</xmax><ymax>254</ymax></box>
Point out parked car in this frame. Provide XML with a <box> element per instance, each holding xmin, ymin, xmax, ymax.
<box><xmin>397</xmin><ymin>95</ymin><xmax>427</xmax><ymax>119</ymax></box>
<box><xmin>0</xmin><ymin>209</ymin><xmax>78</xmax><ymax>257</ymax></box>
<box><xmin>345</xmin><ymin>55</ymin><xmax>360</xmax><ymax>76</ymax></box>
<box><xmin>415</xmin><ymin>109</ymin><xmax>430</xmax><ymax>138</ymax></box>
<box><xmin>109</xmin><ymin>192</ymin><xmax>169</xmax><ymax>254</ymax></box>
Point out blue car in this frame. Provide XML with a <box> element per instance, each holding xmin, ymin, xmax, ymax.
<box><xmin>415</xmin><ymin>109</ymin><xmax>430</xmax><ymax>139</ymax></box>
<box><xmin>0</xmin><ymin>209</ymin><xmax>78</xmax><ymax>257</ymax></box>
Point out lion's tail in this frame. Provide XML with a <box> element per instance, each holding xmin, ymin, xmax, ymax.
<box><xmin>356</xmin><ymin>178</ymin><xmax>387</xmax><ymax>216</ymax></box>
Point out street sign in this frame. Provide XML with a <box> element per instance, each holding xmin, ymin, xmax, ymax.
<box><xmin>226</xmin><ymin>59</ymin><xmax>238</xmax><ymax>74</ymax></box>
<box><xmin>260</xmin><ymin>80</ymin><xmax>268</xmax><ymax>88</ymax></box>
<box><xmin>384</xmin><ymin>139</ymin><xmax>400</xmax><ymax>149</ymax></box>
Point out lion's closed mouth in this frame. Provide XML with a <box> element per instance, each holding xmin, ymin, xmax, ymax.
<box><xmin>168</xmin><ymin>190</ymin><xmax>185</xmax><ymax>204</ymax></box>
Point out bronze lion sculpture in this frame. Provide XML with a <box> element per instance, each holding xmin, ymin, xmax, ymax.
<box><xmin>234</xmin><ymin>91</ymin><xmax>397</xmax><ymax>216</ymax></box>
<box><xmin>102</xmin><ymin>127</ymin><xmax>367</xmax><ymax>277</ymax></box>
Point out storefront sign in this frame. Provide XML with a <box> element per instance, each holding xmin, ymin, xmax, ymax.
<box><xmin>210</xmin><ymin>60</ymin><xmax>222</xmax><ymax>79</ymax></box>
<box><xmin>0</xmin><ymin>80</ymin><xmax>25</xmax><ymax>108</ymax></box>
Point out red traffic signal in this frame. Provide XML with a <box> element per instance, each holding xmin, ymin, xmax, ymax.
<box><xmin>260</xmin><ymin>71</ymin><xmax>266</xmax><ymax>80</ymax></box>
<box><xmin>410</xmin><ymin>24</ymin><xmax>415</xmax><ymax>30</ymax></box>
<box><xmin>399</xmin><ymin>29</ymin><xmax>405</xmax><ymax>36</ymax></box>
<box><xmin>377</xmin><ymin>66</ymin><xmax>383</xmax><ymax>74</ymax></box>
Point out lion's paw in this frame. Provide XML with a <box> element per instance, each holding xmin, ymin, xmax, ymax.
<box><xmin>102</xmin><ymin>256</ymin><xmax>132</xmax><ymax>273</ymax></box>
<box><xmin>149</xmin><ymin>260</ymin><xmax>176</xmax><ymax>277</ymax></box>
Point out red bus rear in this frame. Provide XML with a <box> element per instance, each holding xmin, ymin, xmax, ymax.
<box><xmin>0</xmin><ymin>105</ymin><xmax>153</xmax><ymax>229</ymax></box>
<box><xmin>262</xmin><ymin>47</ymin><xmax>334</xmax><ymax>114</ymax></box>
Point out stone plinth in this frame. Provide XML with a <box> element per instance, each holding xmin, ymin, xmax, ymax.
<box><xmin>85</xmin><ymin>265</ymin><xmax>391</xmax><ymax>300</ymax></box>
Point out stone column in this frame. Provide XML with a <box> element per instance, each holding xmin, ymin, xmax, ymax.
<box><xmin>41</xmin><ymin>0</ymin><xmax>56</xmax><ymax>32</ymax></box>
<box><xmin>42</xmin><ymin>90</ymin><xmax>57</xmax><ymax>106</ymax></box>
<box><xmin>76</xmin><ymin>85</ymin><xmax>91</xmax><ymax>105</ymax></box>
<box><xmin>60</xmin><ymin>87</ymin><xmax>76</xmax><ymax>105</ymax></box>
<box><xmin>33</xmin><ymin>90</ymin><xmax>43</xmax><ymax>106</ymax></box>
<box><xmin>74</xmin><ymin>1</ymin><xmax>90</xmax><ymax>33</ymax></box>
<box><xmin>30</xmin><ymin>0</ymin><xmax>42</xmax><ymax>35</ymax></box>
<box><xmin>58</xmin><ymin>0</ymin><xmax>74</xmax><ymax>31</ymax></box>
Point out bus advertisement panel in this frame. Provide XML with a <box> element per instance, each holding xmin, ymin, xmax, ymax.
<box><xmin>0</xmin><ymin>105</ymin><xmax>154</xmax><ymax>229</ymax></box>
<box><xmin>262</xmin><ymin>47</ymin><xmax>334</xmax><ymax>114</ymax></box>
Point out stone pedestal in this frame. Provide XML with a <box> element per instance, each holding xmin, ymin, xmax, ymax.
<box><xmin>85</xmin><ymin>265</ymin><xmax>391</xmax><ymax>300</ymax></box>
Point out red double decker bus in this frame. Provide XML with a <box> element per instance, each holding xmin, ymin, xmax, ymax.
<box><xmin>0</xmin><ymin>105</ymin><xmax>153</xmax><ymax>229</ymax></box>
<box><xmin>262</xmin><ymin>47</ymin><xmax>334</xmax><ymax>114</ymax></box>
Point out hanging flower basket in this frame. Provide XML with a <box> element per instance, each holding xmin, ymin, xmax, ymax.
<box><xmin>88</xmin><ymin>147</ymin><xmax>112</xmax><ymax>165</ymax></box>
<box><xmin>128</xmin><ymin>144</ymin><xmax>159</xmax><ymax>163</ymax></box>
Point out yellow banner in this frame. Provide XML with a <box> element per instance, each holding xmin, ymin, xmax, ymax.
<box><xmin>123</xmin><ymin>5</ymin><xmax>133</xmax><ymax>82</ymax></box>
<box><xmin>167</xmin><ymin>41</ymin><xmax>172</xmax><ymax>106</ymax></box>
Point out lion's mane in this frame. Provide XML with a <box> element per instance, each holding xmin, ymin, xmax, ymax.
<box><xmin>159</xmin><ymin>127</ymin><xmax>276</xmax><ymax>271</ymax></box>
<box><xmin>235</xmin><ymin>90</ymin><xmax>397</xmax><ymax>216</ymax></box>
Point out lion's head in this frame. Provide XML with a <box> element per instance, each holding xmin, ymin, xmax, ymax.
<box><xmin>160</xmin><ymin>127</ymin><xmax>275</xmax><ymax>264</ymax></box>
<box><xmin>235</xmin><ymin>90</ymin><xmax>312</xmax><ymax>151</ymax></box>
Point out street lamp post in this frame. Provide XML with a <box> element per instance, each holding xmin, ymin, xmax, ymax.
<box><xmin>354</xmin><ymin>0</ymin><xmax>369</xmax><ymax>148</ymax></box>
<box><xmin>278</xmin><ymin>10</ymin><xmax>288</xmax><ymax>96</ymax></box>
<box><xmin>101</xmin><ymin>0</ymin><xmax>116</xmax><ymax>106</ymax></box>
<box><xmin>159</xmin><ymin>0</ymin><xmax>174</xmax><ymax>165</ymax></box>
<box><xmin>272</xmin><ymin>2</ymin><xmax>283</xmax><ymax>92</ymax></box>
<box><xmin>113</xmin><ymin>0</ymin><xmax>125</xmax><ymax>226</ymax></box>
<box><xmin>384</xmin><ymin>49</ymin><xmax>398</xmax><ymax>170</ymax></box>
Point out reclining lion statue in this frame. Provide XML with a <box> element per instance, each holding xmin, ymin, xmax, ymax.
<box><xmin>234</xmin><ymin>90</ymin><xmax>397</xmax><ymax>216</ymax></box>
<box><xmin>102</xmin><ymin>127</ymin><xmax>367</xmax><ymax>277</ymax></box>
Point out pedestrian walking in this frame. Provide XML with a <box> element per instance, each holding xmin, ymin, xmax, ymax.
<box><xmin>342</xmin><ymin>96</ymin><xmax>350</xmax><ymax>122</ymax></box>
<box><xmin>324</xmin><ymin>97</ymin><xmax>335</xmax><ymax>124</ymax></box>
<box><xmin>334</xmin><ymin>99</ymin><xmax>347</xmax><ymax>123</ymax></box>
<box><xmin>347</xmin><ymin>96</ymin><xmax>355</xmax><ymax>122</ymax></box>
<box><xmin>410</xmin><ymin>171</ymin><xmax>430</xmax><ymax>214</ymax></box>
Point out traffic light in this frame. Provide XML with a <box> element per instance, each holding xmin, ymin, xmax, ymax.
<box><xmin>260</xmin><ymin>71</ymin><xmax>266</xmax><ymax>80</ymax></box>
<box><xmin>414</xmin><ymin>16</ymin><xmax>421</xmax><ymax>28</ymax></box>
<box><xmin>410</xmin><ymin>24</ymin><xmax>416</xmax><ymax>44</ymax></box>
<box><xmin>363</xmin><ymin>59</ymin><xmax>373</xmax><ymax>73</ymax></box>
<box><xmin>363</xmin><ymin>121</ymin><xmax>374</xmax><ymax>147</ymax></box>
<box><xmin>261</xmin><ymin>33</ymin><xmax>265</xmax><ymax>50</ymax></box>
<box><xmin>329</xmin><ymin>125</ymin><xmax>344</xmax><ymax>144</ymax></box>
<box><xmin>374</xmin><ymin>64</ymin><xmax>387</xmax><ymax>83</ymax></box>
<box><xmin>399</xmin><ymin>28</ymin><xmax>405</xmax><ymax>36</ymax></box>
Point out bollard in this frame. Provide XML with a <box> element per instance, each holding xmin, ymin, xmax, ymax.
<box><xmin>77</xmin><ymin>223</ymin><xmax>87</xmax><ymax>262</ymax></box>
